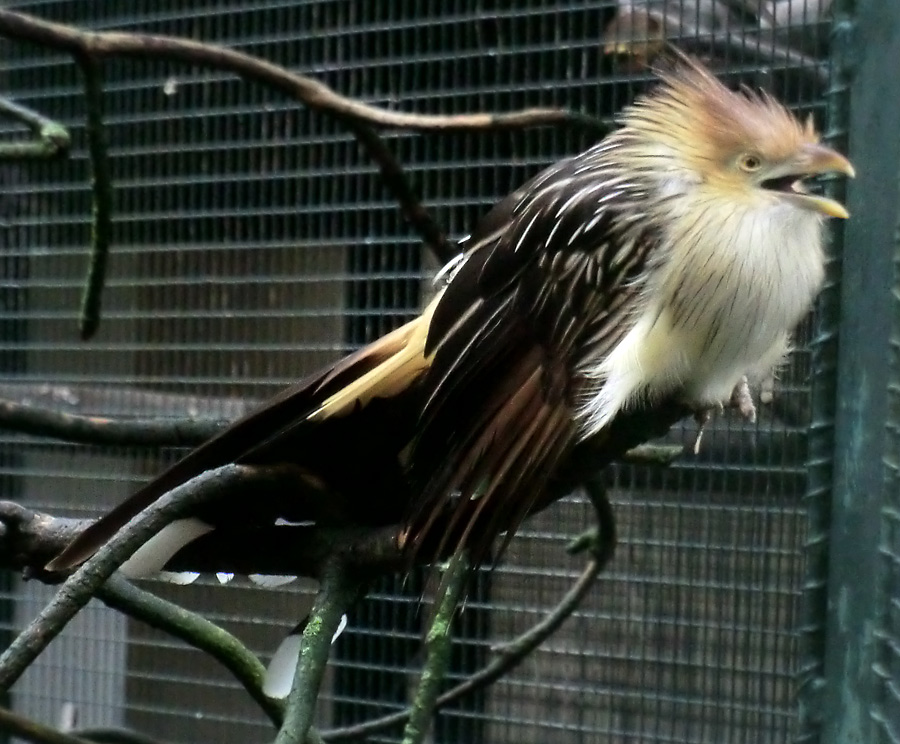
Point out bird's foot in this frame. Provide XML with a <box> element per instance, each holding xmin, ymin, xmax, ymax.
<box><xmin>729</xmin><ymin>375</ymin><xmax>757</xmax><ymax>423</ymax></box>
<box><xmin>689</xmin><ymin>377</ymin><xmax>757</xmax><ymax>454</ymax></box>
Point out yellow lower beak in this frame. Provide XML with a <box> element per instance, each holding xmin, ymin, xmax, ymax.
<box><xmin>793</xmin><ymin>193</ymin><xmax>851</xmax><ymax>220</ymax></box>
<box><xmin>787</xmin><ymin>143</ymin><xmax>856</xmax><ymax>219</ymax></box>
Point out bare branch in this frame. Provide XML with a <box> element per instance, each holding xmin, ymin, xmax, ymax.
<box><xmin>0</xmin><ymin>10</ymin><xmax>606</xmax><ymax>135</ymax></box>
<box><xmin>0</xmin><ymin>502</ymin><xmax>408</xmax><ymax>581</ymax></box>
<box><xmin>345</xmin><ymin>122</ymin><xmax>456</xmax><ymax>263</ymax></box>
<box><xmin>620</xmin><ymin>443</ymin><xmax>684</xmax><ymax>466</ymax></box>
<box><xmin>75</xmin><ymin>55</ymin><xmax>114</xmax><ymax>341</ymax></box>
<box><xmin>0</xmin><ymin>501</ymin><xmax>84</xmax><ymax>581</ymax></box>
<box><xmin>0</xmin><ymin>396</ymin><xmax>224</xmax><ymax>448</ymax></box>
<box><xmin>69</xmin><ymin>729</ymin><xmax>167</xmax><ymax>744</ymax></box>
<box><xmin>401</xmin><ymin>551</ymin><xmax>468</xmax><ymax>744</ymax></box>
<box><xmin>0</xmin><ymin>706</ymin><xmax>97</xmax><ymax>744</ymax></box>
<box><xmin>676</xmin><ymin>33</ymin><xmax>828</xmax><ymax>85</ymax></box>
<box><xmin>0</xmin><ymin>464</ymin><xmax>305</xmax><ymax>691</ymax></box>
<box><xmin>97</xmin><ymin>574</ymin><xmax>285</xmax><ymax>727</ymax></box>
<box><xmin>0</xmin><ymin>383</ymin><xmax>256</xmax><ymax>421</ymax></box>
<box><xmin>275</xmin><ymin>560</ymin><xmax>362</xmax><ymax>744</ymax></box>
<box><xmin>0</xmin><ymin>8</ymin><xmax>606</xmax><ymax>266</ymax></box>
<box><xmin>0</xmin><ymin>96</ymin><xmax>70</xmax><ymax>160</ymax></box>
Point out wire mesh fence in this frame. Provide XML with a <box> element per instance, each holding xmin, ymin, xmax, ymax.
<box><xmin>0</xmin><ymin>2</ymin><xmax>889</xmax><ymax>744</ymax></box>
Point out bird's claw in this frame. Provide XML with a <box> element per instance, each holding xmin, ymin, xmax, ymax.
<box><xmin>691</xmin><ymin>408</ymin><xmax>713</xmax><ymax>455</ymax></box>
<box><xmin>690</xmin><ymin>377</ymin><xmax>757</xmax><ymax>454</ymax></box>
<box><xmin>730</xmin><ymin>375</ymin><xmax>757</xmax><ymax>423</ymax></box>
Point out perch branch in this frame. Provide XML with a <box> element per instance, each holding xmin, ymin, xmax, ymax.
<box><xmin>0</xmin><ymin>95</ymin><xmax>70</xmax><ymax>160</ymax></box>
<box><xmin>0</xmin><ymin>464</ymin><xmax>303</xmax><ymax>691</ymax></box>
<box><xmin>0</xmin><ymin>706</ymin><xmax>97</xmax><ymax>744</ymax></box>
<box><xmin>322</xmin><ymin>481</ymin><xmax>616</xmax><ymax>742</ymax></box>
<box><xmin>75</xmin><ymin>55</ymin><xmax>114</xmax><ymax>341</ymax></box>
<box><xmin>0</xmin><ymin>392</ymin><xmax>683</xmax><ymax>465</ymax></box>
<box><xmin>401</xmin><ymin>551</ymin><xmax>469</xmax><ymax>744</ymax></box>
<box><xmin>0</xmin><ymin>396</ymin><xmax>225</xmax><ymax>447</ymax></box>
<box><xmin>275</xmin><ymin>560</ymin><xmax>361</xmax><ymax>744</ymax></box>
<box><xmin>620</xmin><ymin>443</ymin><xmax>684</xmax><ymax>466</ymax></box>
<box><xmin>96</xmin><ymin>574</ymin><xmax>284</xmax><ymax>727</ymax></box>
<box><xmin>0</xmin><ymin>382</ymin><xmax>256</xmax><ymax>421</ymax></box>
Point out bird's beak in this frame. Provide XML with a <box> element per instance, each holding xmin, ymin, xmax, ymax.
<box><xmin>775</xmin><ymin>143</ymin><xmax>856</xmax><ymax>219</ymax></box>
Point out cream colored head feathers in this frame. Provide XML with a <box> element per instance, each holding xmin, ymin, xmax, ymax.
<box><xmin>612</xmin><ymin>58</ymin><xmax>854</xmax><ymax>218</ymax></box>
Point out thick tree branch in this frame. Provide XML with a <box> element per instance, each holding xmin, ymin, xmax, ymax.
<box><xmin>401</xmin><ymin>551</ymin><xmax>468</xmax><ymax>744</ymax></box>
<box><xmin>0</xmin><ymin>96</ymin><xmax>70</xmax><ymax>160</ymax></box>
<box><xmin>0</xmin><ymin>464</ymin><xmax>306</xmax><ymax>691</ymax></box>
<box><xmin>97</xmin><ymin>574</ymin><xmax>285</xmax><ymax>727</ymax></box>
<box><xmin>0</xmin><ymin>396</ymin><xmax>225</xmax><ymax>448</ymax></box>
<box><xmin>0</xmin><ymin>706</ymin><xmax>98</xmax><ymax>744</ymax></box>
<box><xmin>0</xmin><ymin>383</ymin><xmax>255</xmax><ymax>421</ymax></box>
<box><xmin>275</xmin><ymin>560</ymin><xmax>362</xmax><ymax>744</ymax></box>
<box><xmin>0</xmin><ymin>391</ymin><xmax>686</xmax><ymax>464</ymax></box>
<box><xmin>678</xmin><ymin>33</ymin><xmax>829</xmax><ymax>85</ymax></box>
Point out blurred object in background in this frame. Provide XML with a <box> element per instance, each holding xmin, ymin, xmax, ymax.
<box><xmin>602</xmin><ymin>0</ymin><xmax>834</xmax><ymax>69</ymax></box>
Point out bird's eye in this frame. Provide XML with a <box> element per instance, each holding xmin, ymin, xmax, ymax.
<box><xmin>739</xmin><ymin>154</ymin><xmax>763</xmax><ymax>172</ymax></box>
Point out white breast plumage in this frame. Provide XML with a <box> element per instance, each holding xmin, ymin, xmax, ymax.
<box><xmin>577</xmin><ymin>198</ymin><xmax>826</xmax><ymax>437</ymax></box>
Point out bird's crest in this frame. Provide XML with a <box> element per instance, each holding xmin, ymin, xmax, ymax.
<box><xmin>619</xmin><ymin>54</ymin><xmax>819</xmax><ymax>167</ymax></box>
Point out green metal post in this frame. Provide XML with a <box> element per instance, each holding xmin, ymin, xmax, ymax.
<box><xmin>819</xmin><ymin>2</ymin><xmax>900</xmax><ymax>743</ymax></box>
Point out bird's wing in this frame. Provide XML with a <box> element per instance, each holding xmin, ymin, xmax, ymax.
<box><xmin>50</xmin><ymin>154</ymin><xmax>662</xmax><ymax>574</ymax></box>
<box><xmin>403</xmin><ymin>157</ymin><xmax>661</xmax><ymax>561</ymax></box>
<box><xmin>46</xmin><ymin>314</ymin><xmax>435</xmax><ymax>571</ymax></box>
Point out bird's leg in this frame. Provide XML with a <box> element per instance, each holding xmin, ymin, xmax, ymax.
<box><xmin>691</xmin><ymin>405</ymin><xmax>720</xmax><ymax>455</ymax></box>
<box><xmin>689</xmin><ymin>376</ymin><xmax>757</xmax><ymax>454</ymax></box>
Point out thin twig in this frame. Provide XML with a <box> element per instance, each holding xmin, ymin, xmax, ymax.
<box><xmin>0</xmin><ymin>464</ymin><xmax>300</xmax><ymax>691</ymax></box>
<box><xmin>0</xmin><ymin>706</ymin><xmax>97</xmax><ymax>744</ymax></box>
<box><xmin>401</xmin><ymin>551</ymin><xmax>468</xmax><ymax>744</ymax></box>
<box><xmin>97</xmin><ymin>574</ymin><xmax>284</xmax><ymax>727</ymax></box>
<box><xmin>0</xmin><ymin>8</ymin><xmax>605</xmax><ymax>265</ymax></box>
<box><xmin>322</xmin><ymin>481</ymin><xmax>616</xmax><ymax>742</ymax></box>
<box><xmin>0</xmin><ymin>10</ymin><xmax>605</xmax><ymax>135</ymax></box>
<box><xmin>0</xmin><ymin>396</ymin><xmax>224</xmax><ymax>447</ymax></box>
<box><xmin>75</xmin><ymin>55</ymin><xmax>114</xmax><ymax>341</ymax></box>
<box><xmin>0</xmin><ymin>95</ymin><xmax>70</xmax><ymax>160</ymax></box>
<box><xmin>345</xmin><ymin>122</ymin><xmax>455</xmax><ymax>262</ymax></box>
<box><xmin>275</xmin><ymin>560</ymin><xmax>361</xmax><ymax>744</ymax></box>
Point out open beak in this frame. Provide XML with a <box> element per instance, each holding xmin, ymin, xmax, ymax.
<box><xmin>765</xmin><ymin>143</ymin><xmax>856</xmax><ymax>219</ymax></box>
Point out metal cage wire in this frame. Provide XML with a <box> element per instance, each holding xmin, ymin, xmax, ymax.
<box><xmin>0</xmin><ymin>2</ymin><xmax>876</xmax><ymax>744</ymax></box>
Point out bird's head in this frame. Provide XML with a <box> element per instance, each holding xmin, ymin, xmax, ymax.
<box><xmin>616</xmin><ymin>58</ymin><xmax>855</xmax><ymax>219</ymax></box>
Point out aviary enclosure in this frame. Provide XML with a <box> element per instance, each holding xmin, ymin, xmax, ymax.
<box><xmin>0</xmin><ymin>2</ymin><xmax>896</xmax><ymax>744</ymax></box>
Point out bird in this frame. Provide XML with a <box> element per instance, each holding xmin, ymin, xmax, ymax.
<box><xmin>601</xmin><ymin>1</ymin><xmax>751</xmax><ymax>68</ymax></box>
<box><xmin>47</xmin><ymin>56</ymin><xmax>854</xmax><ymax>585</ymax></box>
<box><xmin>602</xmin><ymin>0</ymin><xmax>834</xmax><ymax>68</ymax></box>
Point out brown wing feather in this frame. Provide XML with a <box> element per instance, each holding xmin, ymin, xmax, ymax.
<box><xmin>404</xmin><ymin>156</ymin><xmax>661</xmax><ymax>563</ymax></box>
<box><xmin>50</xmin><ymin>147</ymin><xmax>663</xmax><ymax>574</ymax></box>
<box><xmin>47</xmin><ymin>312</ymin><xmax>434</xmax><ymax>571</ymax></box>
